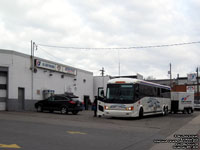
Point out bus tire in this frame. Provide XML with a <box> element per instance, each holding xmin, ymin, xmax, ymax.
<box><xmin>187</xmin><ymin>108</ymin><xmax>192</xmax><ymax>114</ymax></box>
<box><xmin>182</xmin><ymin>108</ymin><xmax>187</xmax><ymax>114</ymax></box>
<box><xmin>139</xmin><ymin>108</ymin><xmax>143</xmax><ymax>119</ymax></box>
<box><xmin>165</xmin><ymin>107</ymin><xmax>168</xmax><ymax>115</ymax></box>
<box><xmin>162</xmin><ymin>107</ymin><xmax>166</xmax><ymax>116</ymax></box>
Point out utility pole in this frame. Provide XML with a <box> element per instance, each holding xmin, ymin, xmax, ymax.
<box><xmin>170</xmin><ymin>63</ymin><xmax>172</xmax><ymax>88</ymax></box>
<box><xmin>196</xmin><ymin>67</ymin><xmax>199</xmax><ymax>101</ymax></box>
<box><xmin>100</xmin><ymin>67</ymin><xmax>105</xmax><ymax>77</ymax></box>
<box><xmin>100</xmin><ymin>67</ymin><xmax>105</xmax><ymax>90</ymax></box>
<box><xmin>31</xmin><ymin>41</ymin><xmax>37</xmax><ymax>101</ymax></box>
<box><xmin>31</xmin><ymin>40</ymin><xmax>33</xmax><ymax>101</ymax></box>
<box><xmin>177</xmin><ymin>73</ymin><xmax>179</xmax><ymax>85</ymax></box>
<box><xmin>118</xmin><ymin>49</ymin><xmax>121</xmax><ymax>76</ymax></box>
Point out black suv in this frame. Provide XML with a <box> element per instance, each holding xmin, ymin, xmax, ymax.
<box><xmin>35</xmin><ymin>94</ymin><xmax>83</xmax><ymax>115</ymax></box>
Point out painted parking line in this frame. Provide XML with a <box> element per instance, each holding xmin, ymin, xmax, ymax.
<box><xmin>0</xmin><ymin>144</ymin><xmax>21</xmax><ymax>148</ymax></box>
<box><xmin>67</xmin><ymin>131</ymin><xmax>87</xmax><ymax>135</ymax></box>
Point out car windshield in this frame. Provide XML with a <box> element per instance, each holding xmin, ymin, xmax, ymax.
<box><xmin>106</xmin><ymin>84</ymin><xmax>134</xmax><ymax>103</ymax></box>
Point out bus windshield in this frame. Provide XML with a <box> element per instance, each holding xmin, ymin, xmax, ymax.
<box><xmin>106</xmin><ymin>84</ymin><xmax>134</xmax><ymax>103</ymax></box>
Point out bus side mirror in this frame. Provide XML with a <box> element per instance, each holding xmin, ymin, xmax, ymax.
<box><xmin>135</xmin><ymin>92</ymin><xmax>140</xmax><ymax>99</ymax></box>
<box><xmin>100</xmin><ymin>90</ymin><xmax>104</xmax><ymax>97</ymax></box>
<box><xmin>98</xmin><ymin>87</ymin><xmax>104</xmax><ymax>100</ymax></box>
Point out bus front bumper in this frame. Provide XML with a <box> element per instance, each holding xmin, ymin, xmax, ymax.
<box><xmin>104</xmin><ymin>110</ymin><xmax>138</xmax><ymax>117</ymax></box>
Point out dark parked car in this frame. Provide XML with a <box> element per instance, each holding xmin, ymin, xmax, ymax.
<box><xmin>35</xmin><ymin>94</ymin><xmax>83</xmax><ymax>115</ymax></box>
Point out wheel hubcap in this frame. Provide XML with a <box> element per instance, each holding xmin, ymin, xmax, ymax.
<box><xmin>38</xmin><ymin>106</ymin><xmax>41</xmax><ymax>111</ymax></box>
<box><xmin>61</xmin><ymin>108</ymin><xmax>66</xmax><ymax>114</ymax></box>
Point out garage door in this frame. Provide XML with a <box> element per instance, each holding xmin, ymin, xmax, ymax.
<box><xmin>0</xmin><ymin>71</ymin><xmax>7</xmax><ymax>110</ymax></box>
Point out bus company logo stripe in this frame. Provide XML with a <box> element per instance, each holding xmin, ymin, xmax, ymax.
<box><xmin>147</xmin><ymin>98</ymin><xmax>161</xmax><ymax>110</ymax></box>
<box><xmin>181</xmin><ymin>95</ymin><xmax>190</xmax><ymax>101</ymax></box>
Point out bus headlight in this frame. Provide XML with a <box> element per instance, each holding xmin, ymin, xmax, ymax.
<box><xmin>104</xmin><ymin>106</ymin><xmax>109</xmax><ymax>110</ymax></box>
<box><xmin>126</xmin><ymin>106</ymin><xmax>134</xmax><ymax>111</ymax></box>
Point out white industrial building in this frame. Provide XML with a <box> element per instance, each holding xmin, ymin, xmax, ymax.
<box><xmin>0</xmin><ymin>49</ymin><xmax>93</xmax><ymax>111</ymax></box>
<box><xmin>93</xmin><ymin>76</ymin><xmax>111</xmax><ymax>97</ymax></box>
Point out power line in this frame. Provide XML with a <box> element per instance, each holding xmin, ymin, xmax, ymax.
<box><xmin>37</xmin><ymin>46</ymin><xmax>67</xmax><ymax>64</ymax></box>
<box><xmin>37</xmin><ymin>41</ymin><xmax>200</xmax><ymax>50</ymax></box>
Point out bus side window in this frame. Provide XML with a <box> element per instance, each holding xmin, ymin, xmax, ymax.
<box><xmin>157</xmin><ymin>88</ymin><xmax>161</xmax><ymax>97</ymax></box>
<box><xmin>135</xmin><ymin>84</ymin><xmax>140</xmax><ymax>100</ymax></box>
<box><xmin>152</xmin><ymin>87</ymin><xmax>157</xmax><ymax>97</ymax></box>
<box><xmin>161</xmin><ymin>89</ymin><xmax>170</xmax><ymax>98</ymax></box>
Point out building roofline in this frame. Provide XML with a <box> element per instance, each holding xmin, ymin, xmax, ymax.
<box><xmin>0</xmin><ymin>49</ymin><xmax>93</xmax><ymax>75</ymax></box>
<box><xmin>0</xmin><ymin>49</ymin><xmax>30</xmax><ymax>58</ymax></box>
<box><xmin>148</xmin><ymin>77</ymin><xmax>188</xmax><ymax>82</ymax></box>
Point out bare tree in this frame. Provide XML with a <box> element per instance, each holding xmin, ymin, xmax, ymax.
<box><xmin>146</xmin><ymin>76</ymin><xmax>156</xmax><ymax>80</ymax></box>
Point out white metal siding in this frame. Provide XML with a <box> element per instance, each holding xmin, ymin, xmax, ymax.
<box><xmin>0</xmin><ymin>76</ymin><xmax>6</xmax><ymax>84</ymax></box>
<box><xmin>0</xmin><ymin>50</ymin><xmax>94</xmax><ymax>102</ymax></box>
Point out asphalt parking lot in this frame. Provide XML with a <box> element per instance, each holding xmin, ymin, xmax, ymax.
<box><xmin>0</xmin><ymin>110</ymin><xmax>199</xmax><ymax>150</ymax></box>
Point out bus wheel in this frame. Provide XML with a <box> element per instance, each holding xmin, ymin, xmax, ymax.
<box><xmin>187</xmin><ymin>108</ymin><xmax>191</xmax><ymax>114</ymax></box>
<box><xmin>165</xmin><ymin>107</ymin><xmax>168</xmax><ymax>115</ymax></box>
<box><xmin>182</xmin><ymin>109</ymin><xmax>187</xmax><ymax>114</ymax></box>
<box><xmin>162</xmin><ymin>107</ymin><xmax>166</xmax><ymax>116</ymax></box>
<box><xmin>139</xmin><ymin>108</ymin><xmax>143</xmax><ymax>119</ymax></box>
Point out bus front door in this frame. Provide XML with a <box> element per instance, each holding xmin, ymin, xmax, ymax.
<box><xmin>97</xmin><ymin>100</ymin><xmax>104</xmax><ymax>117</ymax></box>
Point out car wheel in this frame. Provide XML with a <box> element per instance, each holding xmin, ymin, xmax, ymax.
<box><xmin>37</xmin><ymin>105</ymin><xmax>43</xmax><ymax>112</ymax></box>
<box><xmin>60</xmin><ymin>107</ymin><xmax>68</xmax><ymax>114</ymax></box>
<box><xmin>72</xmin><ymin>111</ymin><xmax>79</xmax><ymax>115</ymax></box>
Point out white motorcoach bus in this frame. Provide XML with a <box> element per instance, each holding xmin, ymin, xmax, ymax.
<box><xmin>97</xmin><ymin>78</ymin><xmax>171</xmax><ymax>118</ymax></box>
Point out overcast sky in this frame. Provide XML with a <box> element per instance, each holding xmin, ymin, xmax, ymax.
<box><xmin>0</xmin><ymin>0</ymin><xmax>200</xmax><ymax>79</ymax></box>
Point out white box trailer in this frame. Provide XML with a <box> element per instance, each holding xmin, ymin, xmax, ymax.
<box><xmin>171</xmin><ymin>92</ymin><xmax>194</xmax><ymax>114</ymax></box>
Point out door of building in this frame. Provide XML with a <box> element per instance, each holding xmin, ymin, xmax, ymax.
<box><xmin>84</xmin><ymin>95</ymin><xmax>90</xmax><ymax>110</ymax></box>
<box><xmin>0</xmin><ymin>71</ymin><xmax>7</xmax><ymax>111</ymax></box>
<box><xmin>18</xmin><ymin>88</ymin><xmax>25</xmax><ymax>111</ymax></box>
